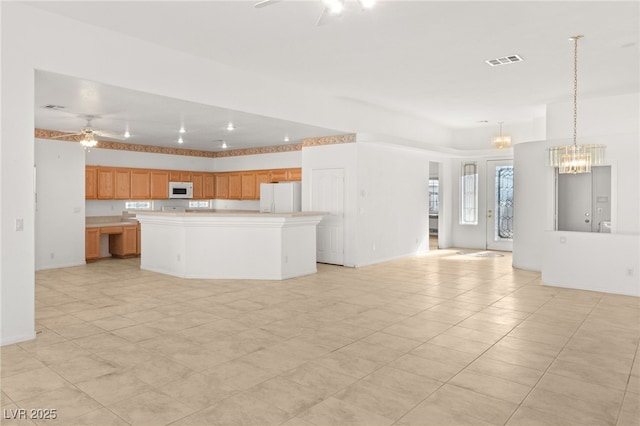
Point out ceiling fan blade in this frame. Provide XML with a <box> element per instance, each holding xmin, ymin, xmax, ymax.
<box><xmin>50</xmin><ymin>132</ymin><xmax>82</xmax><ymax>139</ymax></box>
<box><xmin>254</xmin><ymin>0</ymin><xmax>281</xmax><ymax>8</ymax></box>
<box><xmin>95</xmin><ymin>131</ymin><xmax>125</xmax><ymax>140</ymax></box>
<box><xmin>316</xmin><ymin>8</ymin><xmax>329</xmax><ymax>26</ymax></box>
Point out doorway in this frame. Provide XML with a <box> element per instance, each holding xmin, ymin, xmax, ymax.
<box><xmin>428</xmin><ymin>161</ymin><xmax>440</xmax><ymax>250</ymax></box>
<box><xmin>311</xmin><ymin>168</ymin><xmax>345</xmax><ymax>265</ymax></box>
<box><xmin>486</xmin><ymin>160</ymin><xmax>514</xmax><ymax>251</ymax></box>
<box><xmin>557</xmin><ymin>166</ymin><xmax>611</xmax><ymax>233</ymax></box>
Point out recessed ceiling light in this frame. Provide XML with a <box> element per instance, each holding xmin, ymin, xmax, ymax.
<box><xmin>284</xmin><ymin>135</ymin><xmax>290</xmax><ymax>142</ymax></box>
<box><xmin>124</xmin><ymin>130</ymin><xmax>131</xmax><ymax>138</ymax></box>
<box><xmin>226</xmin><ymin>122</ymin><xmax>235</xmax><ymax>131</ymax></box>
<box><xmin>179</xmin><ymin>126</ymin><xmax>186</xmax><ymax>134</ymax></box>
<box><xmin>221</xmin><ymin>141</ymin><xmax>227</xmax><ymax>149</ymax></box>
<box><xmin>178</xmin><ymin>136</ymin><xmax>184</xmax><ymax>144</ymax></box>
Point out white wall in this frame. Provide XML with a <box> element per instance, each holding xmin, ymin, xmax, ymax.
<box><xmin>86</xmin><ymin>147</ymin><xmax>216</xmax><ymax>171</ymax></box>
<box><xmin>513</xmin><ymin>93</ymin><xmax>639</xmax><ymax>272</ymax></box>
<box><xmin>35</xmin><ymin>139</ymin><xmax>86</xmax><ymax>270</ymax></box>
<box><xmin>213</xmin><ymin>151</ymin><xmax>301</xmax><ymax>172</ymax></box>
<box><xmin>355</xmin><ymin>142</ymin><xmax>432</xmax><ymax>266</ymax></box>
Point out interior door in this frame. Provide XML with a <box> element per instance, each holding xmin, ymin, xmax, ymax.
<box><xmin>311</xmin><ymin>168</ymin><xmax>345</xmax><ymax>265</ymax></box>
<box><xmin>486</xmin><ymin>160</ymin><xmax>514</xmax><ymax>251</ymax></box>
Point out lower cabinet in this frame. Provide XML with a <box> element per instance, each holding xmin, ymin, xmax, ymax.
<box><xmin>86</xmin><ymin>225</ymin><xmax>139</xmax><ymax>261</ymax></box>
<box><xmin>109</xmin><ymin>225</ymin><xmax>138</xmax><ymax>258</ymax></box>
<box><xmin>85</xmin><ymin>228</ymin><xmax>100</xmax><ymax>261</ymax></box>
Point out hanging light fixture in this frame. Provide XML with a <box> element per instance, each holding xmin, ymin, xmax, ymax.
<box><xmin>548</xmin><ymin>35</ymin><xmax>605</xmax><ymax>174</ymax></box>
<box><xmin>492</xmin><ymin>122</ymin><xmax>512</xmax><ymax>149</ymax></box>
<box><xmin>80</xmin><ymin>131</ymin><xmax>97</xmax><ymax>149</ymax></box>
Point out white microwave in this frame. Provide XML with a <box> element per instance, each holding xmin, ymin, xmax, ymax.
<box><xmin>168</xmin><ymin>181</ymin><xmax>193</xmax><ymax>199</ymax></box>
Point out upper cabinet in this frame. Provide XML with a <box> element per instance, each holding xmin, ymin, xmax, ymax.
<box><xmin>85</xmin><ymin>166</ymin><xmax>302</xmax><ymax>200</ymax></box>
<box><xmin>114</xmin><ymin>169</ymin><xmax>131</xmax><ymax>199</ymax></box>
<box><xmin>150</xmin><ymin>170</ymin><xmax>169</xmax><ymax>199</ymax></box>
<box><xmin>86</xmin><ymin>166</ymin><xmax>98</xmax><ymax>199</ymax></box>
<box><xmin>97</xmin><ymin>168</ymin><xmax>115</xmax><ymax>199</ymax></box>
<box><xmin>131</xmin><ymin>169</ymin><xmax>151</xmax><ymax>199</ymax></box>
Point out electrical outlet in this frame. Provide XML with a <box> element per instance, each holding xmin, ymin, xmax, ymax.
<box><xmin>627</xmin><ymin>268</ymin><xmax>634</xmax><ymax>276</ymax></box>
<box><xmin>560</xmin><ymin>236</ymin><xmax>566</xmax><ymax>244</ymax></box>
<box><xmin>15</xmin><ymin>219</ymin><xmax>24</xmax><ymax>231</ymax></box>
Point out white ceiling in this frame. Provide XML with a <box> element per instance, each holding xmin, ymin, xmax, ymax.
<box><xmin>31</xmin><ymin>1</ymin><xmax>639</xmax><ymax>151</ymax></box>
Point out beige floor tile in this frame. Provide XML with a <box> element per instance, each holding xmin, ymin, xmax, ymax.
<box><xmin>399</xmin><ymin>384</ymin><xmax>517</xmax><ymax>426</ymax></box>
<box><xmin>129</xmin><ymin>355</ymin><xmax>193</xmax><ymax>387</ymax></box>
<box><xmin>449</xmin><ymin>369</ymin><xmax>532</xmax><ymax>403</ymax></box>
<box><xmin>280</xmin><ymin>417</ymin><xmax>316</xmax><ymax>426</ymax></box>
<box><xmin>1</xmin><ymin>367</ymin><xmax>70</xmax><ymax>402</ymax></box>
<box><xmin>312</xmin><ymin>351</ymin><xmax>384</xmax><ymax>380</ymax></box>
<box><xmin>360</xmin><ymin>331</ymin><xmax>422</xmax><ymax>353</ymax></box>
<box><xmin>396</xmin><ymin>401</ymin><xmax>496</xmax><ymax>426</ymax></box>
<box><xmin>382</xmin><ymin>317</ymin><xmax>451</xmax><ymax>341</ymax></box>
<box><xmin>389</xmin><ymin>353</ymin><xmax>463</xmax><ymax>382</ymax></box>
<box><xmin>466</xmin><ymin>356</ymin><xmax>544</xmax><ymax>387</ymax></box>
<box><xmin>280</xmin><ymin>362</ymin><xmax>359</xmax><ymax>398</ymax></box>
<box><xmin>360</xmin><ymin>365</ymin><xmax>442</xmax><ymax>402</ymax></box>
<box><xmin>426</xmin><ymin>333</ymin><xmax>494</xmax><ymax>356</ymax></box>
<box><xmin>1</xmin><ymin>349</ymin><xmax>46</xmax><ymax>378</ymax></box>
<box><xmin>298</xmin><ymin>396</ymin><xmax>394</xmax><ymax>426</ymax></box>
<box><xmin>175</xmin><ymin>392</ymin><xmax>291</xmax><ymax>426</ymax></box>
<box><xmin>333</xmin><ymin>380</ymin><xmax>421</xmax><ymax>421</ymax></box>
<box><xmin>409</xmin><ymin>341</ymin><xmax>478</xmax><ymax>368</ymax></box>
<box><xmin>536</xmin><ymin>372</ymin><xmax>625</xmax><ymax>409</ymax></box>
<box><xmin>49</xmin><ymin>354</ymin><xmax>119</xmax><ymax>383</ymax></box>
<box><xmin>25</xmin><ymin>341</ymin><xmax>92</xmax><ymax>366</ymax></box>
<box><xmin>75</xmin><ymin>370</ymin><xmax>153</xmax><ymax>406</ymax></box>
<box><xmin>17</xmin><ymin>330</ymin><xmax>67</xmax><ymax>352</ymax></box>
<box><xmin>547</xmin><ymin>358</ymin><xmax>630</xmax><ymax>390</ymax></box>
<box><xmin>63</xmin><ymin>408</ymin><xmax>129</xmax><ymax>426</ymax></box>
<box><xmin>156</xmin><ymin>372</ymin><xmax>234</xmax><ymax>410</ymax></box>
<box><xmin>71</xmin><ymin>332</ymin><xmax>131</xmax><ymax>353</ymax></box>
<box><xmin>483</xmin><ymin>344</ymin><xmax>555</xmax><ymax>371</ymax></box>
<box><xmin>521</xmin><ymin>387</ymin><xmax>619</xmax><ymax>425</ymax></box>
<box><xmin>89</xmin><ymin>315</ymin><xmax>139</xmax><ymax>331</ymax></box>
<box><xmin>169</xmin><ymin>344</ymin><xmax>235</xmax><ymax>371</ymax></box>
<box><xmin>204</xmin><ymin>358</ymin><xmax>277</xmax><ymax>391</ymax></box>
<box><xmin>16</xmin><ymin>387</ymin><xmax>102</xmax><ymax>425</ymax></box>
<box><xmin>108</xmin><ymin>389</ymin><xmax>195</xmax><ymax>426</ymax></box>
<box><xmin>506</xmin><ymin>405</ymin><xmax>587</xmax><ymax>426</ymax></box>
<box><xmin>0</xmin><ymin>404</ymin><xmax>38</xmax><ymax>426</ymax></box>
<box><xmin>617</xmin><ymin>391</ymin><xmax>640</xmax><ymax>426</ymax></box>
<box><xmin>336</xmin><ymin>340</ymin><xmax>405</xmax><ymax>364</ymax></box>
<box><xmin>242</xmin><ymin>376</ymin><xmax>327</xmax><ymax>417</ymax></box>
<box><xmin>94</xmin><ymin>344</ymin><xmax>156</xmax><ymax>369</ymax></box>
<box><xmin>111</xmin><ymin>324</ymin><xmax>165</xmax><ymax>342</ymax></box>
<box><xmin>442</xmin><ymin>325</ymin><xmax>504</xmax><ymax>344</ymax></box>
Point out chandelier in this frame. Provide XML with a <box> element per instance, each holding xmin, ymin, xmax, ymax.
<box><xmin>80</xmin><ymin>131</ymin><xmax>98</xmax><ymax>149</ymax></box>
<box><xmin>492</xmin><ymin>122</ymin><xmax>512</xmax><ymax>149</ymax></box>
<box><xmin>548</xmin><ymin>35</ymin><xmax>605</xmax><ymax>174</ymax></box>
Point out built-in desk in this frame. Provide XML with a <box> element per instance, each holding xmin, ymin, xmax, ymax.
<box><xmin>85</xmin><ymin>217</ymin><xmax>140</xmax><ymax>261</ymax></box>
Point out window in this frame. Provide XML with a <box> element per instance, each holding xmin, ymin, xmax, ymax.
<box><xmin>124</xmin><ymin>201</ymin><xmax>152</xmax><ymax>210</ymax></box>
<box><xmin>495</xmin><ymin>166</ymin><xmax>514</xmax><ymax>239</ymax></box>
<box><xmin>188</xmin><ymin>200</ymin><xmax>210</xmax><ymax>209</ymax></box>
<box><xmin>428</xmin><ymin>179</ymin><xmax>439</xmax><ymax>213</ymax></box>
<box><xmin>460</xmin><ymin>162</ymin><xmax>478</xmax><ymax>225</ymax></box>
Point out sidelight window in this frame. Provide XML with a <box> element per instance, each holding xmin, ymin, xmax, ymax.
<box><xmin>460</xmin><ymin>162</ymin><xmax>478</xmax><ymax>225</ymax></box>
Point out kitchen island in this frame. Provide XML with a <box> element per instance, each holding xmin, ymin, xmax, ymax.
<box><xmin>135</xmin><ymin>211</ymin><xmax>325</xmax><ymax>280</ymax></box>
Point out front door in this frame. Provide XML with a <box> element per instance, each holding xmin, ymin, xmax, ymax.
<box><xmin>311</xmin><ymin>168</ymin><xmax>345</xmax><ymax>265</ymax></box>
<box><xmin>486</xmin><ymin>160</ymin><xmax>514</xmax><ymax>251</ymax></box>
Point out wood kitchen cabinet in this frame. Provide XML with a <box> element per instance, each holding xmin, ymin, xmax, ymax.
<box><xmin>85</xmin><ymin>227</ymin><xmax>100</xmax><ymax>261</ymax></box>
<box><xmin>241</xmin><ymin>172</ymin><xmax>257</xmax><ymax>200</ymax></box>
<box><xmin>203</xmin><ymin>173</ymin><xmax>215</xmax><ymax>199</ymax></box>
<box><xmin>130</xmin><ymin>169</ymin><xmax>151</xmax><ymax>199</ymax></box>
<box><xmin>228</xmin><ymin>173</ymin><xmax>242</xmax><ymax>200</ymax></box>
<box><xmin>114</xmin><ymin>168</ymin><xmax>131</xmax><ymax>199</ymax></box>
<box><xmin>180</xmin><ymin>171</ymin><xmax>191</xmax><ymax>182</ymax></box>
<box><xmin>150</xmin><ymin>170</ymin><xmax>169</xmax><ymax>199</ymax></box>
<box><xmin>255</xmin><ymin>171</ymin><xmax>271</xmax><ymax>199</ymax></box>
<box><xmin>215</xmin><ymin>174</ymin><xmax>229</xmax><ymax>199</ymax></box>
<box><xmin>97</xmin><ymin>168</ymin><xmax>115</xmax><ymax>199</ymax></box>
<box><xmin>136</xmin><ymin>222</ymin><xmax>141</xmax><ymax>255</ymax></box>
<box><xmin>269</xmin><ymin>168</ymin><xmax>301</xmax><ymax>182</ymax></box>
<box><xmin>191</xmin><ymin>173</ymin><xmax>204</xmax><ymax>199</ymax></box>
<box><xmin>169</xmin><ymin>170</ymin><xmax>181</xmax><ymax>181</ymax></box>
<box><xmin>109</xmin><ymin>225</ymin><xmax>138</xmax><ymax>257</ymax></box>
<box><xmin>85</xmin><ymin>166</ymin><xmax>98</xmax><ymax>199</ymax></box>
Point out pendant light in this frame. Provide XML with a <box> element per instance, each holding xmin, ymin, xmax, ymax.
<box><xmin>492</xmin><ymin>122</ymin><xmax>512</xmax><ymax>149</ymax></box>
<box><xmin>80</xmin><ymin>131</ymin><xmax>97</xmax><ymax>149</ymax></box>
<box><xmin>548</xmin><ymin>35</ymin><xmax>605</xmax><ymax>174</ymax></box>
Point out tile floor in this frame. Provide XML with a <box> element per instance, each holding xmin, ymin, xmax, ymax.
<box><xmin>1</xmin><ymin>249</ymin><xmax>639</xmax><ymax>425</ymax></box>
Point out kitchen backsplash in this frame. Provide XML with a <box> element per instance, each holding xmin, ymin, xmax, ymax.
<box><xmin>85</xmin><ymin>199</ymin><xmax>259</xmax><ymax>216</ymax></box>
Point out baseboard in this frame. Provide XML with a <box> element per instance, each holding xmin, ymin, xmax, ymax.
<box><xmin>1</xmin><ymin>331</ymin><xmax>36</xmax><ymax>346</ymax></box>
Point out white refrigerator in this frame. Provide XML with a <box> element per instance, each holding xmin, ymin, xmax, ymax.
<box><xmin>260</xmin><ymin>182</ymin><xmax>302</xmax><ymax>213</ymax></box>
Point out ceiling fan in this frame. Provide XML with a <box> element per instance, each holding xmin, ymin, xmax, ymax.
<box><xmin>254</xmin><ymin>0</ymin><xmax>375</xmax><ymax>26</ymax></box>
<box><xmin>50</xmin><ymin>115</ymin><xmax>124</xmax><ymax>148</ymax></box>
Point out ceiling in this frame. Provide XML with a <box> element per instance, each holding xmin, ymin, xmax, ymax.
<box><xmin>31</xmin><ymin>1</ymin><xmax>639</xmax><ymax>152</ymax></box>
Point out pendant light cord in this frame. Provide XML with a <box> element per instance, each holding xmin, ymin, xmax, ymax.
<box><xmin>571</xmin><ymin>35</ymin><xmax>583</xmax><ymax>148</ymax></box>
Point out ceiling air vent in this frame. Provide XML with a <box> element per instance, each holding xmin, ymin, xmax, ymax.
<box><xmin>486</xmin><ymin>55</ymin><xmax>524</xmax><ymax>67</ymax></box>
<box><xmin>42</xmin><ymin>104</ymin><xmax>66</xmax><ymax>110</ymax></box>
